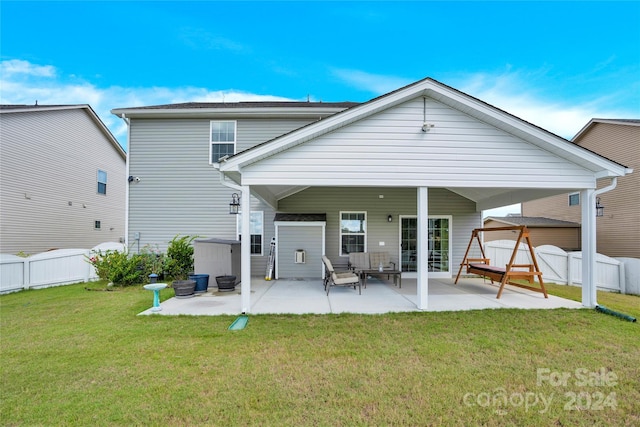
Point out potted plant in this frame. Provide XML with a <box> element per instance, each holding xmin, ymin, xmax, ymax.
<box><xmin>166</xmin><ymin>235</ymin><xmax>198</xmax><ymax>298</ymax></box>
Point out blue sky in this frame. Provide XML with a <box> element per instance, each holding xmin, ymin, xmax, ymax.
<box><xmin>2</xmin><ymin>1</ymin><xmax>639</xmax><ymax>215</ymax></box>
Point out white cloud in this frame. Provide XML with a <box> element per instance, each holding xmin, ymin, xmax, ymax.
<box><xmin>0</xmin><ymin>59</ymin><xmax>56</xmax><ymax>77</ymax></box>
<box><xmin>452</xmin><ymin>70</ymin><xmax>634</xmax><ymax>139</ymax></box>
<box><xmin>0</xmin><ymin>60</ymin><xmax>295</xmax><ymax>150</ymax></box>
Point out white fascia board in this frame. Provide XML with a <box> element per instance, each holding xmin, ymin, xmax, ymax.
<box><xmin>0</xmin><ymin>104</ymin><xmax>90</xmax><ymax>114</ymax></box>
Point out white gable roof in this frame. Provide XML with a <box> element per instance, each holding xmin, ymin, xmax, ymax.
<box><xmin>218</xmin><ymin>78</ymin><xmax>632</xmax><ymax>210</ymax></box>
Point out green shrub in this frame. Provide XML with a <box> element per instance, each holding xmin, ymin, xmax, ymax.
<box><xmin>139</xmin><ymin>244</ymin><xmax>166</xmax><ymax>278</ymax></box>
<box><xmin>165</xmin><ymin>235</ymin><xmax>197</xmax><ymax>280</ymax></box>
<box><xmin>87</xmin><ymin>249</ymin><xmax>144</xmax><ymax>286</ymax></box>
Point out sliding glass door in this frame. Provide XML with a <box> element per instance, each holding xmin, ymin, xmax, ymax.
<box><xmin>400</xmin><ymin>216</ymin><xmax>451</xmax><ymax>277</ymax></box>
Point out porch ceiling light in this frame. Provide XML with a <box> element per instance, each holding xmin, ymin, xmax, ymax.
<box><xmin>229</xmin><ymin>193</ymin><xmax>240</xmax><ymax>215</ymax></box>
<box><xmin>596</xmin><ymin>197</ymin><xmax>604</xmax><ymax>217</ymax></box>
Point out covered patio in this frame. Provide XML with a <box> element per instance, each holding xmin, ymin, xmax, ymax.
<box><xmin>214</xmin><ymin>78</ymin><xmax>632</xmax><ymax>314</ymax></box>
<box><xmin>139</xmin><ymin>277</ymin><xmax>582</xmax><ymax>316</ymax></box>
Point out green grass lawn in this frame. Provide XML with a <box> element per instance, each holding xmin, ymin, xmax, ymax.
<box><xmin>1</xmin><ymin>282</ymin><xmax>638</xmax><ymax>426</ymax></box>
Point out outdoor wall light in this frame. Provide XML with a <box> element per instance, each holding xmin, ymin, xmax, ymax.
<box><xmin>387</xmin><ymin>214</ymin><xmax>393</xmax><ymax>223</ymax></box>
<box><xmin>128</xmin><ymin>176</ymin><xmax>141</xmax><ymax>183</ymax></box>
<box><xmin>229</xmin><ymin>193</ymin><xmax>240</xmax><ymax>215</ymax></box>
<box><xmin>596</xmin><ymin>197</ymin><xmax>605</xmax><ymax>217</ymax></box>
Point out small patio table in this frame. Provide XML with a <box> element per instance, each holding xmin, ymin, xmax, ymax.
<box><xmin>358</xmin><ymin>269</ymin><xmax>402</xmax><ymax>289</ymax></box>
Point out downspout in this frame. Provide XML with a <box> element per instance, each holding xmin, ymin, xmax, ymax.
<box><xmin>121</xmin><ymin>114</ymin><xmax>131</xmax><ymax>248</ymax></box>
<box><xmin>581</xmin><ymin>177</ymin><xmax>617</xmax><ymax>307</ymax></box>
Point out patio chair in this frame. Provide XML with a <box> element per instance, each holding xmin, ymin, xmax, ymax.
<box><xmin>322</xmin><ymin>255</ymin><xmax>361</xmax><ymax>295</ymax></box>
<box><xmin>369</xmin><ymin>252</ymin><xmax>396</xmax><ymax>271</ymax></box>
<box><xmin>348</xmin><ymin>252</ymin><xmax>370</xmax><ymax>271</ymax></box>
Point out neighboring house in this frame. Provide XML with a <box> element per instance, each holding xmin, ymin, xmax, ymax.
<box><xmin>483</xmin><ymin>216</ymin><xmax>581</xmax><ymax>251</ymax></box>
<box><xmin>522</xmin><ymin>119</ymin><xmax>639</xmax><ymax>258</ymax></box>
<box><xmin>0</xmin><ymin>104</ymin><xmax>126</xmax><ymax>254</ymax></box>
<box><xmin>112</xmin><ymin>78</ymin><xmax>632</xmax><ymax>310</ymax></box>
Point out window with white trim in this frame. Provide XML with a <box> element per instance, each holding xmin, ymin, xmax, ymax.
<box><xmin>569</xmin><ymin>193</ymin><xmax>580</xmax><ymax>206</ymax></box>
<box><xmin>237</xmin><ymin>211</ymin><xmax>263</xmax><ymax>255</ymax></box>
<box><xmin>210</xmin><ymin>121</ymin><xmax>236</xmax><ymax>163</ymax></box>
<box><xmin>340</xmin><ymin>211</ymin><xmax>366</xmax><ymax>256</ymax></box>
<box><xmin>97</xmin><ymin>170</ymin><xmax>107</xmax><ymax>195</ymax></box>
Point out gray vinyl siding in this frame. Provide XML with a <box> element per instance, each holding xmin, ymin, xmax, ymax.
<box><xmin>241</xmin><ymin>98</ymin><xmax>596</xmax><ymax>189</ymax></box>
<box><xmin>277</xmin><ymin>187</ymin><xmax>479</xmax><ymax>277</ymax></box>
<box><xmin>276</xmin><ymin>226</ymin><xmax>324</xmax><ymax>278</ymax></box>
<box><xmin>126</xmin><ymin>117</ymin><xmax>318</xmax><ymax>273</ymax></box>
<box><xmin>0</xmin><ymin>109</ymin><xmax>126</xmax><ymax>254</ymax></box>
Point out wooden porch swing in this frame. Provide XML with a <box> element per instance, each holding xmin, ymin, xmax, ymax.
<box><xmin>454</xmin><ymin>225</ymin><xmax>548</xmax><ymax>299</ymax></box>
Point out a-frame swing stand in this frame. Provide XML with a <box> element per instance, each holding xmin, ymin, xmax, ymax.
<box><xmin>454</xmin><ymin>225</ymin><xmax>548</xmax><ymax>299</ymax></box>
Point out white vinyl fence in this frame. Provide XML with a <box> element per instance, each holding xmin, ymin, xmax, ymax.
<box><xmin>0</xmin><ymin>242</ymin><xmax>126</xmax><ymax>294</ymax></box>
<box><xmin>484</xmin><ymin>240</ymin><xmax>627</xmax><ymax>294</ymax></box>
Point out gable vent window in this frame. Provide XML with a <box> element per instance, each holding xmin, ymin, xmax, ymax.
<box><xmin>568</xmin><ymin>193</ymin><xmax>580</xmax><ymax>206</ymax></box>
<box><xmin>97</xmin><ymin>170</ymin><xmax>107</xmax><ymax>195</ymax></box>
<box><xmin>210</xmin><ymin>121</ymin><xmax>236</xmax><ymax>163</ymax></box>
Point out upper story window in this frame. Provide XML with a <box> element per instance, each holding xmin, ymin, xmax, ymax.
<box><xmin>210</xmin><ymin>121</ymin><xmax>236</xmax><ymax>163</ymax></box>
<box><xmin>237</xmin><ymin>211</ymin><xmax>264</xmax><ymax>256</ymax></box>
<box><xmin>568</xmin><ymin>193</ymin><xmax>580</xmax><ymax>206</ymax></box>
<box><xmin>97</xmin><ymin>170</ymin><xmax>107</xmax><ymax>195</ymax></box>
<box><xmin>340</xmin><ymin>211</ymin><xmax>366</xmax><ymax>256</ymax></box>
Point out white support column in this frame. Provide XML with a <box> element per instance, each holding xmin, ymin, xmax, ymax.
<box><xmin>241</xmin><ymin>185</ymin><xmax>252</xmax><ymax>313</ymax></box>
<box><xmin>417</xmin><ymin>187</ymin><xmax>429</xmax><ymax>310</ymax></box>
<box><xmin>580</xmin><ymin>188</ymin><xmax>597</xmax><ymax>308</ymax></box>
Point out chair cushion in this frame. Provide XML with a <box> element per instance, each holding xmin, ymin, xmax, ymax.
<box><xmin>332</xmin><ymin>273</ymin><xmax>359</xmax><ymax>285</ymax></box>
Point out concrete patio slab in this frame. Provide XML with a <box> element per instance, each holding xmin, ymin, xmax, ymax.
<box><xmin>139</xmin><ymin>276</ymin><xmax>583</xmax><ymax>316</ymax></box>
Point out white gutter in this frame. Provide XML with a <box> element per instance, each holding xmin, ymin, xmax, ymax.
<box><xmin>594</xmin><ymin>177</ymin><xmax>617</xmax><ymax>197</ymax></box>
